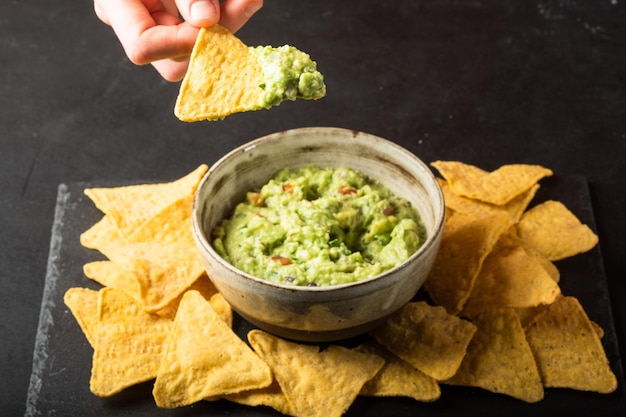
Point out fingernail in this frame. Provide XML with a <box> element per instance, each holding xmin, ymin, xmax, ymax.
<box><xmin>190</xmin><ymin>0</ymin><xmax>217</xmax><ymax>23</ymax></box>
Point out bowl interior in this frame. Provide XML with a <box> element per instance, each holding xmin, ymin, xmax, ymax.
<box><xmin>194</xmin><ymin>127</ymin><xmax>444</xmax><ymax>279</ymax></box>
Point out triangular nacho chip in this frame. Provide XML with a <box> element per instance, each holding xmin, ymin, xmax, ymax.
<box><xmin>153</xmin><ymin>291</ymin><xmax>272</xmax><ymax>408</ymax></box>
<box><xmin>525</xmin><ymin>296</ymin><xmax>617</xmax><ymax>393</ymax></box>
<box><xmin>371</xmin><ymin>302</ymin><xmax>477</xmax><ymax>381</ymax></box>
<box><xmin>432</xmin><ymin>161</ymin><xmax>552</xmax><ymax>205</ymax></box>
<box><xmin>64</xmin><ymin>287</ymin><xmax>100</xmax><ymax>348</ymax></box>
<box><xmin>83</xmin><ymin>241</ymin><xmax>205</xmax><ymax>311</ymax></box>
<box><xmin>248</xmin><ymin>329</ymin><xmax>384</xmax><ymax>417</ymax></box>
<box><xmin>461</xmin><ymin>232</ymin><xmax>561</xmax><ymax>318</ymax></box>
<box><xmin>83</xmin><ymin>165</ymin><xmax>207</xmax><ymax>236</ymax></box>
<box><xmin>444</xmin><ymin>307</ymin><xmax>544</xmax><ymax>403</ymax></box>
<box><xmin>356</xmin><ymin>340</ymin><xmax>440</xmax><ymax>402</ymax></box>
<box><xmin>425</xmin><ymin>211</ymin><xmax>511</xmax><ymax>314</ymax></box>
<box><xmin>174</xmin><ymin>25</ymin><xmax>266</xmax><ymax>121</ymax></box>
<box><xmin>89</xmin><ymin>288</ymin><xmax>173</xmax><ymax>397</ymax></box>
<box><xmin>223</xmin><ymin>379</ymin><xmax>294</xmax><ymax>416</ymax></box>
<box><xmin>439</xmin><ymin>178</ymin><xmax>539</xmax><ymax>223</ymax></box>
<box><xmin>516</xmin><ymin>200</ymin><xmax>598</xmax><ymax>260</ymax></box>
<box><xmin>83</xmin><ymin>260</ymin><xmax>142</xmax><ymax>302</ymax></box>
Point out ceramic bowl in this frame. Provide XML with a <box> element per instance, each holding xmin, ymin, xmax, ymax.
<box><xmin>192</xmin><ymin>127</ymin><xmax>445</xmax><ymax>342</ymax></box>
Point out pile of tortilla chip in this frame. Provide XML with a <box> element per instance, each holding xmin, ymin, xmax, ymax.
<box><xmin>64</xmin><ymin>161</ymin><xmax>617</xmax><ymax>417</ymax></box>
<box><xmin>422</xmin><ymin>161</ymin><xmax>616</xmax><ymax>400</ymax></box>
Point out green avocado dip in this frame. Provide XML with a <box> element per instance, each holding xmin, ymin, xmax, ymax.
<box><xmin>212</xmin><ymin>166</ymin><xmax>427</xmax><ymax>287</ymax></box>
<box><xmin>249</xmin><ymin>45</ymin><xmax>326</xmax><ymax>108</ymax></box>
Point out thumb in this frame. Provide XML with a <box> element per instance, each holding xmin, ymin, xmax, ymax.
<box><xmin>177</xmin><ymin>0</ymin><xmax>221</xmax><ymax>27</ymax></box>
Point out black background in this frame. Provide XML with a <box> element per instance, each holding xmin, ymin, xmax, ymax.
<box><xmin>2</xmin><ymin>0</ymin><xmax>625</xmax><ymax>416</ymax></box>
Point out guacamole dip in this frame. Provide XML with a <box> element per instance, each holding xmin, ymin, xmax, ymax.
<box><xmin>212</xmin><ymin>166</ymin><xmax>426</xmax><ymax>287</ymax></box>
<box><xmin>249</xmin><ymin>45</ymin><xmax>326</xmax><ymax>107</ymax></box>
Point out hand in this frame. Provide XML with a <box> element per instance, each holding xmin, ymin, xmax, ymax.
<box><xmin>94</xmin><ymin>0</ymin><xmax>263</xmax><ymax>81</ymax></box>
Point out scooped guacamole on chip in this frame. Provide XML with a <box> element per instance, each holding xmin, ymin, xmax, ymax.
<box><xmin>212</xmin><ymin>166</ymin><xmax>426</xmax><ymax>286</ymax></box>
<box><xmin>250</xmin><ymin>45</ymin><xmax>326</xmax><ymax>107</ymax></box>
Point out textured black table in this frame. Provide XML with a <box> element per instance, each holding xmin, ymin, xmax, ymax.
<box><xmin>2</xmin><ymin>0</ymin><xmax>625</xmax><ymax>416</ymax></box>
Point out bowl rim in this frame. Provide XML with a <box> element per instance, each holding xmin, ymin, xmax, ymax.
<box><xmin>191</xmin><ymin>126</ymin><xmax>445</xmax><ymax>293</ymax></box>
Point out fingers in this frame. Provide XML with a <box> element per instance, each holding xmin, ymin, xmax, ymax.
<box><xmin>93</xmin><ymin>1</ymin><xmax>109</xmax><ymax>25</ymax></box>
<box><xmin>219</xmin><ymin>0</ymin><xmax>263</xmax><ymax>33</ymax></box>
<box><xmin>175</xmin><ymin>0</ymin><xmax>221</xmax><ymax>27</ymax></box>
<box><xmin>93</xmin><ymin>0</ymin><xmax>263</xmax><ymax>82</ymax></box>
<box><xmin>151</xmin><ymin>59</ymin><xmax>191</xmax><ymax>82</ymax></box>
<box><xmin>125</xmin><ymin>22</ymin><xmax>200</xmax><ymax>66</ymax></box>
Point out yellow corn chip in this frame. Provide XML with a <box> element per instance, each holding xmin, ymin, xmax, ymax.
<box><xmin>132</xmin><ymin>252</ymin><xmax>205</xmax><ymax>312</ymax></box>
<box><xmin>516</xmin><ymin>200</ymin><xmax>598</xmax><ymax>260</ymax></box>
<box><xmin>248</xmin><ymin>329</ymin><xmax>384</xmax><ymax>417</ymax></box>
<box><xmin>591</xmin><ymin>320</ymin><xmax>605</xmax><ymax>339</ymax></box>
<box><xmin>83</xmin><ymin>260</ymin><xmax>142</xmax><ymax>302</ymax></box>
<box><xmin>127</xmin><ymin>194</ymin><xmax>195</xmax><ymax>245</ymax></box>
<box><xmin>356</xmin><ymin>340</ymin><xmax>440</xmax><ymax>402</ymax></box>
<box><xmin>445</xmin><ymin>307</ymin><xmax>544</xmax><ymax>403</ymax></box>
<box><xmin>96</xmin><ymin>241</ymin><xmax>205</xmax><ymax>312</ymax></box>
<box><xmin>525</xmin><ymin>296</ymin><xmax>617</xmax><ymax>393</ymax></box>
<box><xmin>208</xmin><ymin>292</ymin><xmax>233</xmax><ymax>328</ymax></box>
<box><xmin>461</xmin><ymin>233</ymin><xmax>561</xmax><ymax>318</ymax></box>
<box><xmin>64</xmin><ymin>287</ymin><xmax>100</xmax><ymax>347</ymax></box>
<box><xmin>153</xmin><ymin>291</ymin><xmax>272</xmax><ymax>408</ymax></box>
<box><xmin>425</xmin><ymin>211</ymin><xmax>511</xmax><ymax>314</ymax></box>
<box><xmin>84</xmin><ymin>165</ymin><xmax>207</xmax><ymax>237</ymax></box>
<box><xmin>153</xmin><ymin>273</ymin><xmax>224</xmax><ymax>321</ymax></box>
<box><xmin>432</xmin><ymin>161</ymin><xmax>552</xmax><ymax>205</ymax></box>
<box><xmin>80</xmin><ymin>214</ymin><xmax>124</xmax><ymax>251</ymax></box>
<box><xmin>223</xmin><ymin>379</ymin><xmax>294</xmax><ymax>416</ymax></box>
<box><xmin>85</xmin><ymin>243</ymin><xmax>205</xmax><ymax>313</ymax></box>
<box><xmin>82</xmin><ymin>195</ymin><xmax>195</xmax><ymax>255</ymax></box>
<box><xmin>90</xmin><ymin>288</ymin><xmax>173</xmax><ymax>397</ymax></box>
<box><xmin>519</xmin><ymin>240</ymin><xmax>560</xmax><ymax>283</ymax></box>
<box><xmin>515</xmin><ymin>306</ymin><xmax>548</xmax><ymax>329</ymax></box>
<box><xmin>174</xmin><ymin>25</ymin><xmax>266</xmax><ymax>122</ymax></box>
<box><xmin>440</xmin><ymin>178</ymin><xmax>539</xmax><ymax>223</ymax></box>
<box><xmin>371</xmin><ymin>302</ymin><xmax>477</xmax><ymax>381</ymax></box>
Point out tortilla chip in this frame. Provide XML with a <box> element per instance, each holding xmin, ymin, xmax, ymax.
<box><xmin>461</xmin><ymin>233</ymin><xmax>561</xmax><ymax>318</ymax></box>
<box><xmin>445</xmin><ymin>307</ymin><xmax>544</xmax><ymax>402</ymax></box>
<box><xmin>208</xmin><ymin>292</ymin><xmax>233</xmax><ymax>328</ymax></box>
<box><xmin>223</xmin><ymin>379</ymin><xmax>294</xmax><ymax>416</ymax></box>
<box><xmin>64</xmin><ymin>287</ymin><xmax>100</xmax><ymax>347</ymax></box>
<box><xmin>440</xmin><ymin>179</ymin><xmax>539</xmax><ymax>223</ymax></box>
<box><xmin>80</xmin><ymin>214</ymin><xmax>125</xmax><ymax>251</ymax></box>
<box><xmin>425</xmin><ymin>211</ymin><xmax>512</xmax><ymax>314</ymax></box>
<box><xmin>174</xmin><ymin>25</ymin><xmax>266</xmax><ymax>122</ymax></box>
<box><xmin>153</xmin><ymin>291</ymin><xmax>272</xmax><ymax>408</ymax></box>
<box><xmin>519</xmin><ymin>240</ymin><xmax>560</xmax><ymax>283</ymax></box>
<box><xmin>127</xmin><ymin>194</ymin><xmax>195</xmax><ymax>245</ymax></box>
<box><xmin>371</xmin><ymin>302</ymin><xmax>477</xmax><ymax>381</ymax></box>
<box><xmin>248</xmin><ymin>329</ymin><xmax>384</xmax><ymax>417</ymax></box>
<box><xmin>83</xmin><ymin>260</ymin><xmax>142</xmax><ymax>302</ymax></box>
<box><xmin>84</xmin><ymin>165</ymin><xmax>207</xmax><ymax>237</ymax></box>
<box><xmin>356</xmin><ymin>340</ymin><xmax>440</xmax><ymax>402</ymax></box>
<box><xmin>432</xmin><ymin>161</ymin><xmax>552</xmax><ymax>205</ymax></box>
<box><xmin>525</xmin><ymin>296</ymin><xmax>617</xmax><ymax>393</ymax></box>
<box><xmin>154</xmin><ymin>273</ymin><xmax>224</xmax><ymax>321</ymax></box>
<box><xmin>89</xmin><ymin>288</ymin><xmax>173</xmax><ymax>397</ymax></box>
<box><xmin>515</xmin><ymin>306</ymin><xmax>549</xmax><ymax>329</ymax></box>
<box><xmin>516</xmin><ymin>200</ymin><xmax>598</xmax><ymax>260</ymax></box>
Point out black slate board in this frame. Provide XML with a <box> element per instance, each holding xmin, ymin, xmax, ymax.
<box><xmin>24</xmin><ymin>176</ymin><xmax>625</xmax><ymax>417</ymax></box>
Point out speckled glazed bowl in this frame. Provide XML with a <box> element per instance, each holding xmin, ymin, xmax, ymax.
<box><xmin>192</xmin><ymin>127</ymin><xmax>445</xmax><ymax>342</ymax></box>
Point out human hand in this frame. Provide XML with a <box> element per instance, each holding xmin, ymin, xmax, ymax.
<box><xmin>94</xmin><ymin>0</ymin><xmax>263</xmax><ymax>81</ymax></box>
